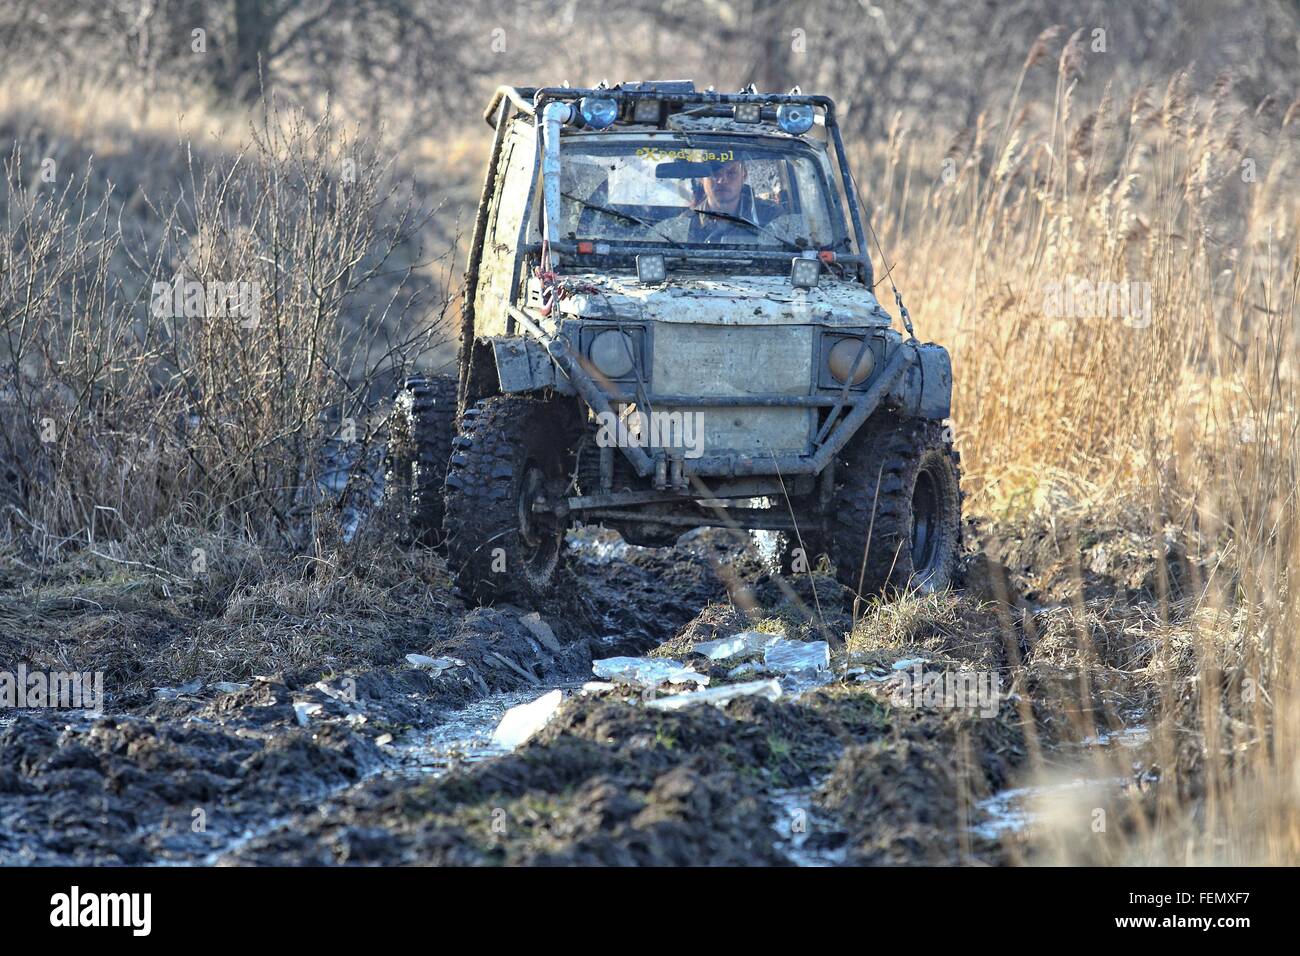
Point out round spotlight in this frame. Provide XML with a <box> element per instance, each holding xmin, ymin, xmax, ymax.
<box><xmin>579</xmin><ymin>97</ymin><xmax>618</xmax><ymax>129</ymax></box>
<box><xmin>776</xmin><ymin>104</ymin><xmax>815</xmax><ymax>135</ymax></box>
<box><xmin>589</xmin><ymin>329</ymin><xmax>635</xmax><ymax>379</ymax></box>
<box><xmin>828</xmin><ymin>338</ymin><xmax>874</xmax><ymax>385</ymax></box>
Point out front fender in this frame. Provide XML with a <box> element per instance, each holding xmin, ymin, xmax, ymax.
<box><xmin>889</xmin><ymin>342</ymin><xmax>952</xmax><ymax>419</ymax></box>
<box><xmin>489</xmin><ymin>335</ymin><xmax>575</xmax><ymax>395</ymax></box>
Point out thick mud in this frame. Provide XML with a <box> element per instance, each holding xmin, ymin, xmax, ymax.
<box><xmin>0</xmin><ymin>520</ymin><xmax>1168</xmax><ymax>866</ymax></box>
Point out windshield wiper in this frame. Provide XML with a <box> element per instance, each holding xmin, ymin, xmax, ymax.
<box><xmin>562</xmin><ymin>191</ymin><xmax>652</xmax><ymax>227</ymax></box>
<box><xmin>560</xmin><ymin>192</ymin><xmax>685</xmax><ymax>249</ymax></box>
<box><xmin>691</xmin><ymin>208</ymin><xmax>801</xmax><ymax>251</ymax></box>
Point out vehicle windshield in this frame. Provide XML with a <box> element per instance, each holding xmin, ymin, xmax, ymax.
<box><xmin>557</xmin><ymin>137</ymin><xmax>842</xmax><ymax>253</ymax></box>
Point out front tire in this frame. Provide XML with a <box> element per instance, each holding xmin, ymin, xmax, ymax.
<box><xmin>443</xmin><ymin>395</ymin><xmax>579</xmax><ymax>604</ymax></box>
<box><xmin>830</xmin><ymin>418</ymin><xmax>962</xmax><ymax>597</ymax></box>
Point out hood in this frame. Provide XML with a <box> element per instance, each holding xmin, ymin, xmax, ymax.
<box><xmin>546</xmin><ymin>273</ymin><xmax>894</xmax><ymax>327</ymax></box>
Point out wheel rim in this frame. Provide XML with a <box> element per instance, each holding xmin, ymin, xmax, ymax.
<box><xmin>517</xmin><ymin>464</ymin><xmax>562</xmax><ymax>584</ymax></box>
<box><xmin>911</xmin><ymin>468</ymin><xmax>940</xmax><ymax>572</ymax></box>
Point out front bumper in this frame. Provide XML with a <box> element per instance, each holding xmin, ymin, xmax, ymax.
<box><xmin>503</xmin><ymin>305</ymin><xmax>949</xmax><ymax>482</ymax></box>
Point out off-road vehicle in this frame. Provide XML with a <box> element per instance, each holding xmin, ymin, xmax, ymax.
<box><xmin>389</xmin><ymin>81</ymin><xmax>960</xmax><ymax>603</ymax></box>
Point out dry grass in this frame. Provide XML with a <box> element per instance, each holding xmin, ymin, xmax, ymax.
<box><xmin>847</xmin><ymin>591</ymin><xmax>970</xmax><ymax>654</ymax></box>
<box><xmin>0</xmin><ymin>522</ymin><xmax>456</xmax><ymax>694</ymax></box>
<box><xmin>860</xmin><ymin>41</ymin><xmax>1299</xmax><ymax>863</ymax></box>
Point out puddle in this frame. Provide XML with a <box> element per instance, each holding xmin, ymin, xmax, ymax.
<box><xmin>770</xmin><ymin>785</ymin><xmax>847</xmax><ymax>867</ymax></box>
<box><xmin>176</xmin><ymin>688</ymin><xmax>573</xmax><ymax>865</ymax></box>
<box><xmin>391</xmin><ymin>687</ymin><xmax>573</xmax><ymax>778</ymax></box>
<box><xmin>317</xmin><ymin>430</ymin><xmax>386</xmax><ymax>543</ymax></box>
<box><xmin>971</xmin><ymin>777</ymin><xmax>1126</xmax><ymax>841</ymax></box>
<box><xmin>971</xmin><ymin>715</ymin><xmax>1150</xmax><ymax>842</ymax></box>
<box><xmin>194</xmin><ymin>815</ymin><xmax>298</xmax><ymax>867</ymax></box>
<box><xmin>567</xmin><ymin>528</ymin><xmax>633</xmax><ymax>564</ymax></box>
<box><xmin>971</xmin><ymin>784</ymin><xmax>1043</xmax><ymax>840</ymax></box>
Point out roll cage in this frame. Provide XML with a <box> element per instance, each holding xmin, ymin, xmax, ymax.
<box><xmin>475</xmin><ymin>84</ymin><xmax>873</xmax><ymax>282</ymax></box>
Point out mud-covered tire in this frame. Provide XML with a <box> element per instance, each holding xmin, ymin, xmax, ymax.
<box><xmin>443</xmin><ymin>395</ymin><xmax>579</xmax><ymax>604</ymax></box>
<box><xmin>385</xmin><ymin>376</ymin><xmax>459</xmax><ymax>545</ymax></box>
<box><xmin>830</xmin><ymin>418</ymin><xmax>962</xmax><ymax>597</ymax></box>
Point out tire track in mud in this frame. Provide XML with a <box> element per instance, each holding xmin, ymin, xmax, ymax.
<box><xmin>1</xmin><ymin>519</ymin><xmax>1161</xmax><ymax>865</ymax></box>
<box><xmin>0</xmin><ymin>529</ymin><xmax>751</xmax><ymax>865</ymax></box>
<box><xmin>194</xmin><ymin>687</ymin><xmax>569</xmax><ymax>866</ymax></box>
<box><xmin>191</xmin><ymin>529</ymin><xmax>1013</xmax><ymax>867</ymax></box>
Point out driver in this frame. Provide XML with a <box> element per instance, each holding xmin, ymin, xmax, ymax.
<box><xmin>684</xmin><ymin>158</ymin><xmax>780</xmax><ymax>243</ymax></box>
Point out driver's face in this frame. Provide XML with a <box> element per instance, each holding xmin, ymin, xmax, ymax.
<box><xmin>702</xmin><ymin>161</ymin><xmax>746</xmax><ymax>211</ymax></box>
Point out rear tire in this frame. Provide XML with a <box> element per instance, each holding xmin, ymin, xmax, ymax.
<box><xmin>443</xmin><ymin>395</ymin><xmax>580</xmax><ymax>604</ymax></box>
<box><xmin>830</xmin><ymin>418</ymin><xmax>962</xmax><ymax>597</ymax></box>
<box><xmin>385</xmin><ymin>376</ymin><xmax>459</xmax><ymax>545</ymax></box>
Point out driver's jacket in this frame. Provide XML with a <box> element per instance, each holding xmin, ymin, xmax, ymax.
<box><xmin>683</xmin><ymin>186</ymin><xmax>781</xmax><ymax>243</ymax></box>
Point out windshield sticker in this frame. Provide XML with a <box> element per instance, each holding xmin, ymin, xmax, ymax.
<box><xmin>634</xmin><ymin>147</ymin><xmax>736</xmax><ymax>163</ymax></box>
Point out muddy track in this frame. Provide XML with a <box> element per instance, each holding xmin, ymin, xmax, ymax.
<box><xmin>0</xmin><ymin>529</ymin><xmax>751</xmax><ymax>864</ymax></box>
<box><xmin>0</xmin><ymin>520</ymin><xmax>1165</xmax><ymax>866</ymax></box>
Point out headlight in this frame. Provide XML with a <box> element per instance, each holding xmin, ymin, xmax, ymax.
<box><xmin>588</xmin><ymin>329</ymin><xmax>637</xmax><ymax>379</ymax></box>
<box><xmin>828</xmin><ymin>337</ymin><xmax>874</xmax><ymax>385</ymax></box>
<box><xmin>579</xmin><ymin>97</ymin><xmax>618</xmax><ymax>129</ymax></box>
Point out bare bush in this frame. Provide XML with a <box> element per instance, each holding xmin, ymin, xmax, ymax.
<box><xmin>0</xmin><ymin>106</ymin><xmax>448</xmax><ymax>556</ymax></box>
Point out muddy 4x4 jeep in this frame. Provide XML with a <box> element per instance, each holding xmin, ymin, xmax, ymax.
<box><xmin>391</xmin><ymin>81</ymin><xmax>961</xmax><ymax>603</ymax></box>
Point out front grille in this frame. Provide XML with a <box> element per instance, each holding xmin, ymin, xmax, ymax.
<box><xmin>650</xmin><ymin>323</ymin><xmax>813</xmax><ymax>456</ymax></box>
